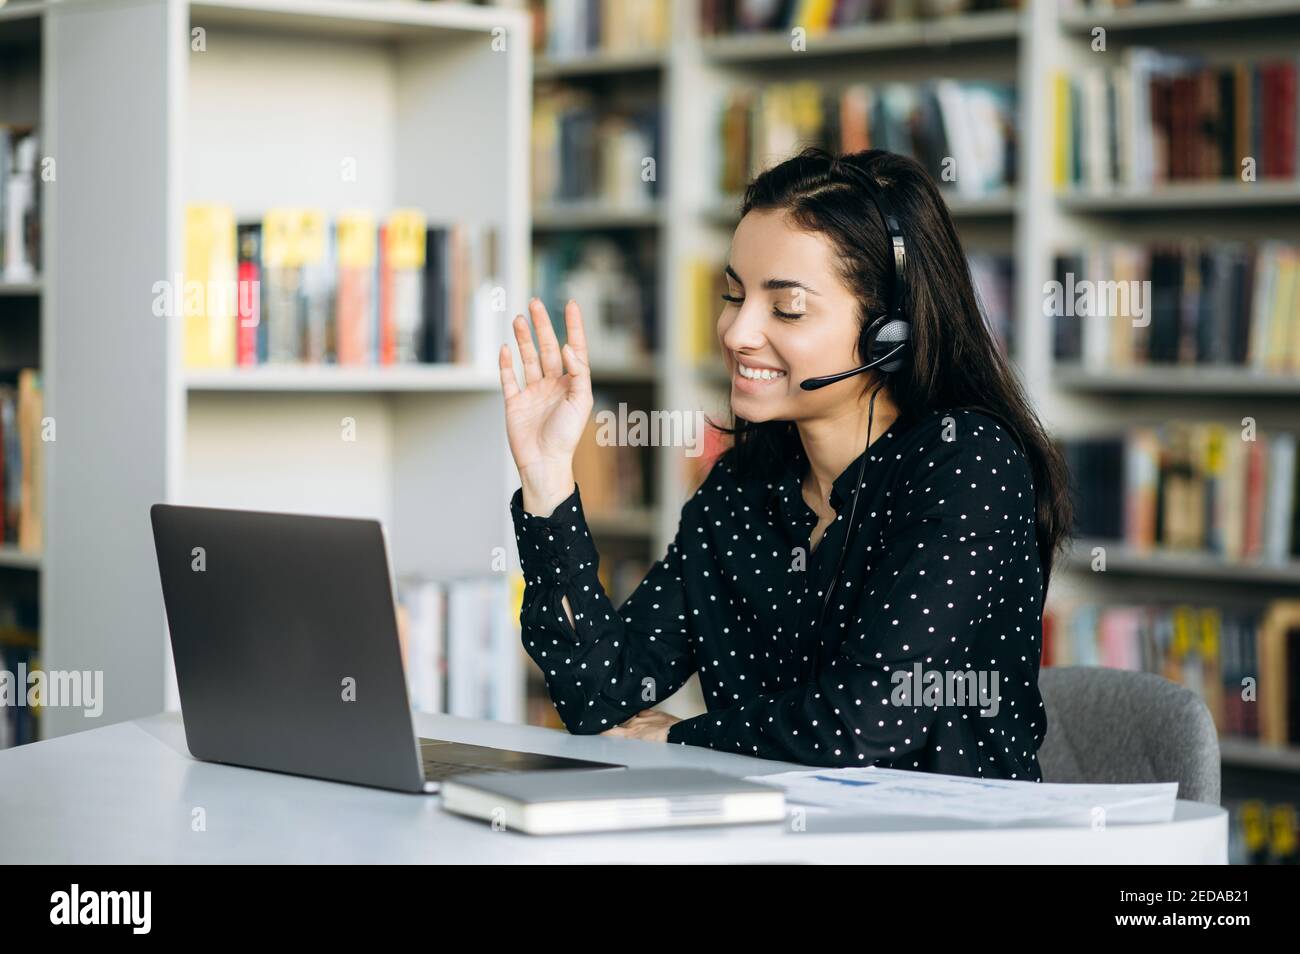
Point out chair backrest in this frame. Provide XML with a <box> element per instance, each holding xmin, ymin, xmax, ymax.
<box><xmin>1036</xmin><ymin>666</ymin><xmax>1221</xmax><ymax>804</ymax></box>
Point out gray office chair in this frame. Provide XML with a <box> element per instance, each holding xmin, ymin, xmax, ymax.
<box><xmin>1036</xmin><ymin>666</ymin><xmax>1221</xmax><ymax>804</ymax></box>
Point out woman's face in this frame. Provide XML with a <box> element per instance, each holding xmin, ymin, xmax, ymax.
<box><xmin>717</xmin><ymin>208</ymin><xmax>866</xmax><ymax>422</ymax></box>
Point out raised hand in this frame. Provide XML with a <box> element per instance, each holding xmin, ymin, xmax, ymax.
<box><xmin>498</xmin><ymin>298</ymin><xmax>592</xmax><ymax>516</ymax></box>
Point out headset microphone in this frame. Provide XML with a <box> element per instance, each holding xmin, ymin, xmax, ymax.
<box><xmin>798</xmin><ymin>325</ymin><xmax>909</xmax><ymax>390</ymax></box>
<box><xmin>799</xmin><ymin>159</ymin><xmax>911</xmax><ymax>392</ymax></box>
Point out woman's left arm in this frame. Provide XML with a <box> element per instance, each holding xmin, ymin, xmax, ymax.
<box><xmin>666</xmin><ymin>425</ymin><xmax>1046</xmax><ymax>778</ymax></box>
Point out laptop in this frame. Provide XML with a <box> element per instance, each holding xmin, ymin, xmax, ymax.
<box><xmin>150</xmin><ymin>503</ymin><xmax>622</xmax><ymax>794</ymax></box>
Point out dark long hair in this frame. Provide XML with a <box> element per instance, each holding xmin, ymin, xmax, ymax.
<box><xmin>712</xmin><ymin>147</ymin><xmax>1071</xmax><ymax>586</ymax></box>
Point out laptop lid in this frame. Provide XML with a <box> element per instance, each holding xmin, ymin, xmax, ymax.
<box><xmin>150</xmin><ymin>503</ymin><xmax>426</xmax><ymax>793</ymax></box>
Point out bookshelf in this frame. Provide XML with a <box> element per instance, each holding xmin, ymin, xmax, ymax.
<box><xmin>514</xmin><ymin>0</ymin><xmax>1300</xmax><ymax>843</ymax></box>
<box><xmin>0</xmin><ymin>0</ymin><xmax>47</xmax><ymax>752</ymax></box>
<box><xmin>38</xmin><ymin>0</ymin><xmax>531</xmax><ymax>738</ymax></box>
<box><xmin>1040</xmin><ymin>0</ymin><xmax>1300</xmax><ymax>845</ymax></box>
<box><xmin>697</xmin><ymin>8</ymin><xmax>1022</xmax><ymax>61</ymax></box>
<box><xmin>1059</xmin><ymin>0</ymin><xmax>1300</xmax><ymax>33</ymax></box>
<box><xmin>185</xmin><ymin>365</ymin><xmax>502</xmax><ymax>392</ymax></box>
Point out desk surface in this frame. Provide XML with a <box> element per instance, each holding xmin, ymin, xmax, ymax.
<box><xmin>0</xmin><ymin>711</ymin><xmax>1227</xmax><ymax>863</ymax></box>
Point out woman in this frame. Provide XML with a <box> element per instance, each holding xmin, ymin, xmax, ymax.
<box><xmin>497</xmin><ymin>147</ymin><xmax>1071</xmax><ymax>779</ymax></box>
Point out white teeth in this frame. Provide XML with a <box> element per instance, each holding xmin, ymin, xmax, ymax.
<box><xmin>738</xmin><ymin>364</ymin><xmax>786</xmax><ymax>381</ymax></box>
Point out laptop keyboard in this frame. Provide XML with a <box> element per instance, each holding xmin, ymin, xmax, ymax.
<box><xmin>421</xmin><ymin>759</ymin><xmax>513</xmax><ymax>782</ymax></box>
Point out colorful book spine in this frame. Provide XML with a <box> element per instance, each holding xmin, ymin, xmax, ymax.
<box><xmin>334</xmin><ymin>212</ymin><xmax>376</xmax><ymax>366</ymax></box>
<box><xmin>236</xmin><ymin>224</ymin><xmax>261</xmax><ymax>367</ymax></box>
<box><xmin>182</xmin><ymin>204</ymin><xmax>237</xmax><ymax>369</ymax></box>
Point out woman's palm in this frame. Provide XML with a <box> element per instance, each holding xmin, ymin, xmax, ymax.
<box><xmin>499</xmin><ymin>299</ymin><xmax>593</xmax><ymax>474</ymax></box>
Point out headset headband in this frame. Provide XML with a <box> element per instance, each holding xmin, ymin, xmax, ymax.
<box><xmin>834</xmin><ymin>161</ymin><xmax>908</xmax><ymax>326</ymax></box>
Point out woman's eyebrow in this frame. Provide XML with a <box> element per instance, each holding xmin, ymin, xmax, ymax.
<box><xmin>764</xmin><ymin>277</ymin><xmax>820</xmax><ymax>295</ymax></box>
<box><xmin>724</xmin><ymin>263</ymin><xmax>820</xmax><ymax>295</ymax></box>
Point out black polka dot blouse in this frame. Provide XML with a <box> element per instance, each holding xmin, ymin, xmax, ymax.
<box><xmin>509</xmin><ymin>408</ymin><xmax>1048</xmax><ymax>781</ymax></box>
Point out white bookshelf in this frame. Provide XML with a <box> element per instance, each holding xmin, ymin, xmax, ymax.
<box><xmin>185</xmin><ymin>365</ymin><xmax>502</xmax><ymax>392</ymax></box>
<box><xmin>1036</xmin><ymin>0</ymin><xmax>1300</xmax><ymax>791</ymax></box>
<box><xmin>1059</xmin><ymin>0</ymin><xmax>1300</xmax><ymax>33</ymax></box>
<box><xmin>517</xmin><ymin>0</ymin><xmax>1300</xmax><ymax>777</ymax></box>
<box><xmin>0</xmin><ymin>0</ymin><xmax>48</xmax><ymax>751</ymax></box>
<box><xmin>40</xmin><ymin>0</ymin><xmax>531</xmax><ymax>738</ymax></box>
<box><xmin>697</xmin><ymin>8</ymin><xmax>1021</xmax><ymax>61</ymax></box>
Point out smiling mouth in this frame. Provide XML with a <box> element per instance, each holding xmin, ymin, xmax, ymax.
<box><xmin>734</xmin><ymin>362</ymin><xmax>787</xmax><ymax>382</ymax></box>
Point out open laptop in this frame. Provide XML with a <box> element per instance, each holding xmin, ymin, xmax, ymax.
<box><xmin>150</xmin><ymin>503</ymin><xmax>621</xmax><ymax>794</ymax></box>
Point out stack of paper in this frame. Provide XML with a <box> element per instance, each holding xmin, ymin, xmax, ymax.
<box><xmin>745</xmin><ymin>767</ymin><xmax>1178</xmax><ymax>826</ymax></box>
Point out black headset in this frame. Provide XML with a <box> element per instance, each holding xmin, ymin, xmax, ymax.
<box><xmin>799</xmin><ymin>161</ymin><xmax>911</xmax><ymax>392</ymax></box>
<box><xmin>801</xmin><ymin>160</ymin><xmax>912</xmax><ymax>672</ymax></box>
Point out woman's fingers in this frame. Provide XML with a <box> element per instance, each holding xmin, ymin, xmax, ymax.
<box><xmin>561</xmin><ymin>343</ymin><xmax>589</xmax><ymax>400</ymax></box>
<box><xmin>512</xmin><ymin>312</ymin><xmax>542</xmax><ymax>385</ymax></box>
<box><xmin>510</xmin><ymin>298</ymin><xmax>588</xmax><ymax>392</ymax></box>
<box><xmin>562</xmin><ymin>299</ymin><xmax>589</xmax><ymax>366</ymax></box>
<box><xmin>498</xmin><ymin>343</ymin><xmax>520</xmax><ymax>400</ymax></box>
<box><xmin>529</xmin><ymin>298</ymin><xmax>564</xmax><ymax>378</ymax></box>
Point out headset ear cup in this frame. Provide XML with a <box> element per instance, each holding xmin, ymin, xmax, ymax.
<box><xmin>870</xmin><ymin>318</ymin><xmax>911</xmax><ymax>373</ymax></box>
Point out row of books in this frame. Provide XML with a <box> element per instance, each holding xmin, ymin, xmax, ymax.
<box><xmin>1061</xmin><ymin>423</ymin><xmax>1299</xmax><ymax>563</ymax></box>
<box><xmin>1051</xmin><ymin>241</ymin><xmax>1300</xmax><ymax>372</ymax></box>
<box><xmin>0</xmin><ymin>370</ymin><xmax>42</xmax><ymax>554</ymax></box>
<box><xmin>531</xmin><ymin>0</ymin><xmax>669</xmax><ymax>58</ymax></box>
<box><xmin>700</xmin><ymin>0</ymin><xmax>1019</xmax><ymax>34</ymax></box>
<box><xmin>0</xmin><ymin>126</ymin><xmax>40</xmax><ymax>283</ymax></box>
<box><xmin>532</xmin><ymin>233</ymin><xmax>657</xmax><ymax>368</ymax></box>
<box><xmin>395</xmin><ymin>574</ymin><xmax>524</xmax><ymax>723</ymax></box>
<box><xmin>182</xmin><ymin>205</ymin><xmax>501</xmax><ymax>369</ymax></box>
<box><xmin>1044</xmin><ymin>599</ymin><xmax>1300</xmax><ymax>746</ymax></box>
<box><xmin>1229</xmin><ymin>799</ymin><xmax>1299</xmax><ymax>866</ymax></box>
<box><xmin>718</xmin><ymin>79</ymin><xmax>1017</xmax><ymax>198</ymax></box>
<box><xmin>532</xmin><ymin>86</ymin><xmax>662</xmax><ymax>209</ymax></box>
<box><xmin>1052</xmin><ymin>50</ymin><xmax>1299</xmax><ymax>191</ymax></box>
<box><xmin>0</xmin><ymin>594</ymin><xmax>39</xmax><ymax>749</ymax></box>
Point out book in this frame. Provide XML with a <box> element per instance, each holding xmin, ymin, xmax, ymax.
<box><xmin>235</xmin><ymin>224</ymin><xmax>262</xmax><ymax>366</ymax></box>
<box><xmin>440</xmin><ymin>768</ymin><xmax>787</xmax><ymax>835</ymax></box>
<box><xmin>182</xmin><ymin>204</ymin><xmax>237</xmax><ymax>368</ymax></box>
<box><xmin>335</xmin><ymin>211</ymin><xmax>376</xmax><ymax>365</ymax></box>
<box><xmin>1</xmin><ymin>127</ymin><xmax>40</xmax><ymax>282</ymax></box>
<box><xmin>0</xmin><ymin>370</ymin><xmax>42</xmax><ymax>552</ymax></box>
<box><xmin>17</xmin><ymin>368</ymin><xmax>41</xmax><ymax>554</ymax></box>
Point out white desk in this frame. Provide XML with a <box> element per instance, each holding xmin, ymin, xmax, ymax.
<box><xmin>0</xmin><ymin>711</ymin><xmax>1227</xmax><ymax>863</ymax></box>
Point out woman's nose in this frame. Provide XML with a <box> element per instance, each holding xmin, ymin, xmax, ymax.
<box><xmin>720</xmin><ymin>302</ymin><xmax>766</xmax><ymax>355</ymax></box>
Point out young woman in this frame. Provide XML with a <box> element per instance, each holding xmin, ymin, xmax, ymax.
<box><xmin>498</xmin><ymin>147</ymin><xmax>1071</xmax><ymax>780</ymax></box>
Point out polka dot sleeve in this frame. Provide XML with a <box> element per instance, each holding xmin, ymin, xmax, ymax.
<box><xmin>666</xmin><ymin>425</ymin><xmax>1045</xmax><ymax>780</ymax></box>
<box><xmin>510</xmin><ymin>483</ymin><xmax>698</xmax><ymax>734</ymax></box>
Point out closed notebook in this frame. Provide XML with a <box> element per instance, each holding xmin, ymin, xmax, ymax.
<box><xmin>440</xmin><ymin>767</ymin><xmax>786</xmax><ymax>835</ymax></box>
